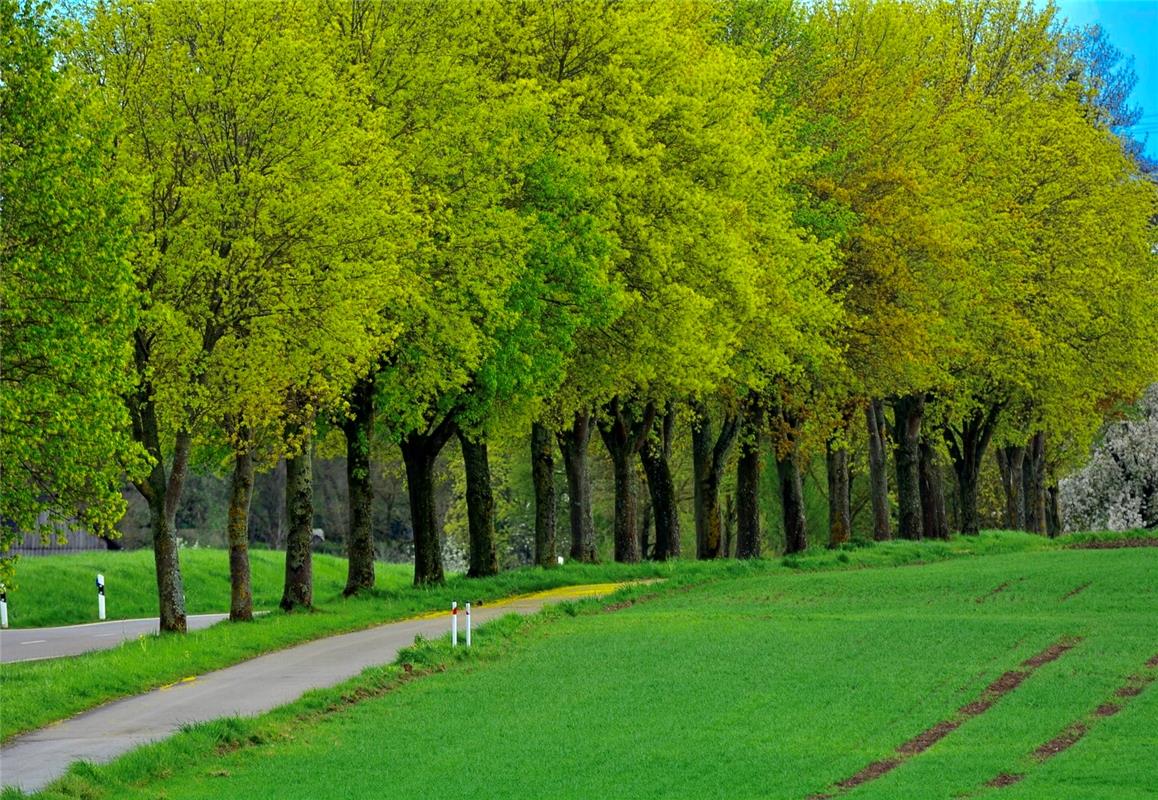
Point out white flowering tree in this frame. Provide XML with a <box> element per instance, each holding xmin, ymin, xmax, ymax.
<box><xmin>1060</xmin><ymin>384</ymin><xmax>1158</xmax><ymax>531</ymax></box>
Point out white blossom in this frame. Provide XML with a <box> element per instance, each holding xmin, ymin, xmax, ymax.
<box><xmin>1060</xmin><ymin>384</ymin><xmax>1158</xmax><ymax>532</ymax></box>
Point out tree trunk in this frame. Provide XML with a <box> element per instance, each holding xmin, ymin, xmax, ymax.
<box><xmin>943</xmin><ymin>403</ymin><xmax>1004</xmax><ymax>537</ymax></box>
<box><xmin>639</xmin><ymin>493</ymin><xmax>652</xmax><ymax>560</ymax></box>
<box><xmin>531</xmin><ymin>421</ymin><xmax>557</xmax><ymax>567</ymax></box>
<box><xmin>692</xmin><ymin>403</ymin><xmax>739</xmax><ymax>559</ymax></box>
<box><xmin>1023</xmin><ymin>432</ymin><xmax>1047</xmax><ymax>535</ymax></box>
<box><xmin>598</xmin><ymin>398</ymin><xmax>656</xmax><ymax>564</ymax></box>
<box><xmin>736</xmin><ymin>405</ymin><xmax>762</xmax><ymax>559</ymax></box>
<box><xmin>1046</xmin><ymin>485</ymin><xmax>1062</xmax><ymax>537</ymax></box>
<box><xmin>826</xmin><ymin>443</ymin><xmax>851</xmax><ymax>548</ymax></box>
<box><xmin>343</xmin><ymin>375</ymin><xmax>376</xmax><ymax>596</ymax></box>
<box><xmin>866</xmin><ymin>399</ymin><xmax>891</xmax><ymax>541</ymax></box>
<box><xmin>400</xmin><ymin>417</ymin><xmax>456</xmax><ymax>586</ymax></box>
<box><xmin>996</xmin><ymin>445</ymin><xmax>1026</xmax><ymax>530</ymax></box>
<box><xmin>777</xmin><ymin>450</ymin><xmax>808</xmax><ymax>554</ymax></box>
<box><xmin>557</xmin><ymin>411</ymin><xmax>596</xmax><ymax>562</ymax></box>
<box><xmin>281</xmin><ymin>433</ymin><xmax>314</xmax><ymax>611</ymax></box>
<box><xmin>891</xmin><ymin>394</ymin><xmax>925</xmax><ymax>540</ymax></box>
<box><xmin>723</xmin><ymin>493</ymin><xmax>736</xmax><ymax>558</ymax></box>
<box><xmin>458</xmin><ymin>430</ymin><xmax>498</xmax><ymax>578</ymax></box>
<box><xmin>128</xmin><ymin>364</ymin><xmax>189</xmax><ymax>633</ymax></box>
<box><xmin>227</xmin><ymin>447</ymin><xmax>255</xmax><ymax>622</ymax></box>
<box><xmin>918</xmin><ymin>438</ymin><xmax>949</xmax><ymax>539</ymax></box>
<box><xmin>640</xmin><ymin>408</ymin><xmax>680</xmax><ymax>561</ymax></box>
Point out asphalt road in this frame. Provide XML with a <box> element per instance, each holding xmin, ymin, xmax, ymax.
<box><xmin>0</xmin><ymin>584</ymin><xmax>621</xmax><ymax>794</ymax></box>
<box><xmin>0</xmin><ymin>614</ymin><xmax>230</xmax><ymax>663</ymax></box>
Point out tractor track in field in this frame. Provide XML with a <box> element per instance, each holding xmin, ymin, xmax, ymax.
<box><xmin>804</xmin><ymin>636</ymin><xmax>1082</xmax><ymax>800</ymax></box>
<box><xmin>975</xmin><ymin>651</ymin><xmax>1158</xmax><ymax>794</ymax></box>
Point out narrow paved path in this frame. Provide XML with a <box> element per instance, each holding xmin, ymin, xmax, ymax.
<box><xmin>1</xmin><ymin>614</ymin><xmax>229</xmax><ymax>663</ymax></box>
<box><xmin>0</xmin><ymin>584</ymin><xmax>622</xmax><ymax>794</ymax></box>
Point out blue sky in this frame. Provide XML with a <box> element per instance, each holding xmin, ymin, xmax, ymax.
<box><xmin>1050</xmin><ymin>0</ymin><xmax>1158</xmax><ymax>158</ymax></box>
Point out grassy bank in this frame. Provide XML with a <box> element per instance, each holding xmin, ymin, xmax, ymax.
<box><xmin>0</xmin><ymin>549</ymin><xmax>412</xmax><ymax>628</ymax></box>
<box><xmin>10</xmin><ymin>541</ymin><xmax>1158</xmax><ymax>799</ymax></box>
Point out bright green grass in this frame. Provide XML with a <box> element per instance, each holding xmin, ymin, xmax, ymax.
<box><xmin>0</xmin><ymin>549</ymin><xmax>412</xmax><ymax>628</ymax></box>
<box><xmin>0</xmin><ymin>532</ymin><xmax>1061</xmax><ymax>743</ymax></box>
<box><xmin>14</xmin><ymin>542</ymin><xmax>1158</xmax><ymax>800</ymax></box>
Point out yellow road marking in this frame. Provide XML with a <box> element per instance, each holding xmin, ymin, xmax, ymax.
<box><xmin>408</xmin><ymin>581</ymin><xmax>652</xmax><ymax>620</ymax></box>
<box><xmin>159</xmin><ymin>676</ymin><xmax>197</xmax><ymax>691</ymax></box>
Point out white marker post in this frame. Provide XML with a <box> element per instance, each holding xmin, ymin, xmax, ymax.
<box><xmin>465</xmin><ymin>602</ymin><xmax>472</xmax><ymax>647</ymax></box>
<box><xmin>1</xmin><ymin>587</ymin><xmax>8</xmax><ymax>629</ymax></box>
<box><xmin>451</xmin><ymin>601</ymin><xmax>458</xmax><ymax>647</ymax></box>
<box><xmin>96</xmin><ymin>573</ymin><xmax>106</xmax><ymax>621</ymax></box>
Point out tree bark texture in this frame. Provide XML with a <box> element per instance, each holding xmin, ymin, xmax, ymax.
<box><xmin>640</xmin><ymin>408</ymin><xmax>680</xmax><ymax>560</ymax></box>
<box><xmin>531</xmin><ymin>421</ymin><xmax>557</xmax><ymax>567</ymax></box>
<box><xmin>228</xmin><ymin>447</ymin><xmax>255</xmax><ymax>622</ymax></box>
<box><xmin>281</xmin><ymin>434</ymin><xmax>314</xmax><ymax>611</ymax></box>
<box><xmin>692</xmin><ymin>404</ymin><xmax>739</xmax><ymax>559</ymax></box>
<box><xmin>826</xmin><ymin>443</ymin><xmax>851</xmax><ymax>548</ymax></box>
<box><xmin>400</xmin><ymin>417</ymin><xmax>456</xmax><ymax>586</ymax></box>
<box><xmin>943</xmin><ymin>403</ymin><xmax>1003</xmax><ymax>537</ymax></box>
<box><xmin>891</xmin><ymin>394</ymin><xmax>925</xmax><ymax>540</ymax></box>
<box><xmin>866</xmin><ymin>399</ymin><xmax>891</xmax><ymax>541</ymax></box>
<box><xmin>557</xmin><ymin>411</ymin><xmax>596</xmax><ymax>562</ymax></box>
<box><xmin>458</xmin><ymin>430</ymin><xmax>498</xmax><ymax>578</ymax></box>
<box><xmin>129</xmin><ymin>367</ymin><xmax>189</xmax><ymax>633</ymax></box>
<box><xmin>996</xmin><ymin>445</ymin><xmax>1026</xmax><ymax>530</ymax></box>
<box><xmin>723</xmin><ymin>493</ymin><xmax>736</xmax><ymax>558</ymax></box>
<box><xmin>598</xmin><ymin>399</ymin><xmax>656</xmax><ymax>564</ymax></box>
<box><xmin>777</xmin><ymin>450</ymin><xmax>808</xmax><ymax>554</ymax></box>
<box><xmin>1023</xmin><ymin>432</ymin><xmax>1047</xmax><ymax>535</ymax></box>
<box><xmin>1046</xmin><ymin>485</ymin><xmax>1062</xmax><ymax>537</ymax></box>
<box><xmin>918</xmin><ymin>438</ymin><xmax>949</xmax><ymax>539</ymax></box>
<box><xmin>736</xmin><ymin>404</ymin><xmax>763</xmax><ymax>559</ymax></box>
<box><xmin>343</xmin><ymin>375</ymin><xmax>376</xmax><ymax>596</ymax></box>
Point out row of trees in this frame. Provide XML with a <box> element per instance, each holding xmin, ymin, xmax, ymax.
<box><xmin>3</xmin><ymin>0</ymin><xmax>1155</xmax><ymax>632</ymax></box>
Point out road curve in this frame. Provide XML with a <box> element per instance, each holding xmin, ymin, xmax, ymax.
<box><xmin>0</xmin><ymin>614</ymin><xmax>230</xmax><ymax>663</ymax></box>
<box><xmin>0</xmin><ymin>583</ymin><xmax>624</xmax><ymax>794</ymax></box>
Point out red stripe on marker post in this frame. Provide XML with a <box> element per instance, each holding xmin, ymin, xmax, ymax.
<box><xmin>451</xmin><ymin>601</ymin><xmax>458</xmax><ymax>647</ymax></box>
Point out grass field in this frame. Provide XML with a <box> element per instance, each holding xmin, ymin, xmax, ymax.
<box><xmin>0</xmin><ymin>549</ymin><xmax>414</xmax><ymax>628</ymax></box>
<box><xmin>11</xmin><ymin>537</ymin><xmax>1157</xmax><ymax>799</ymax></box>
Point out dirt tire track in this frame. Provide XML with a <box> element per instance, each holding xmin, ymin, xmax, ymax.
<box><xmin>804</xmin><ymin>636</ymin><xmax>1081</xmax><ymax>799</ymax></box>
<box><xmin>980</xmin><ymin>651</ymin><xmax>1158</xmax><ymax>792</ymax></box>
<box><xmin>1060</xmin><ymin>582</ymin><xmax>1091</xmax><ymax>601</ymax></box>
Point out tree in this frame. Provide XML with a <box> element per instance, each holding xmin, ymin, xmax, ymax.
<box><xmin>81</xmin><ymin>0</ymin><xmax>406</xmax><ymax>627</ymax></box>
<box><xmin>1</xmin><ymin>0</ymin><xmax>141</xmax><ymax>585</ymax></box>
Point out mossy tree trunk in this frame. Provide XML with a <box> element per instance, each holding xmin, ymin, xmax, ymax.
<box><xmin>826</xmin><ymin>442</ymin><xmax>851</xmax><ymax>548</ymax></box>
<box><xmin>459</xmin><ymin>429</ymin><xmax>498</xmax><ymax>578</ymax></box>
<box><xmin>598</xmin><ymin>398</ymin><xmax>656</xmax><ymax>564</ymax></box>
<box><xmin>400</xmin><ymin>416</ymin><xmax>457</xmax><ymax>586</ymax></box>
<box><xmin>227</xmin><ymin>445</ymin><xmax>255</xmax><ymax>621</ymax></box>
<box><xmin>736</xmin><ymin>403</ymin><xmax>763</xmax><ymax>559</ymax></box>
<box><xmin>557</xmin><ymin>411</ymin><xmax>596</xmax><ymax>562</ymax></box>
<box><xmin>891</xmin><ymin>394</ymin><xmax>925</xmax><ymax>540</ymax></box>
<box><xmin>919</xmin><ymin>437</ymin><xmax>949</xmax><ymax>539</ymax></box>
<box><xmin>281</xmin><ymin>432</ymin><xmax>314</xmax><ymax>611</ymax></box>
<box><xmin>531</xmin><ymin>421</ymin><xmax>557</xmax><ymax>567</ymax></box>
<box><xmin>692</xmin><ymin>403</ymin><xmax>739</xmax><ymax>559</ymax></box>
<box><xmin>128</xmin><ymin>367</ymin><xmax>188</xmax><ymax>633</ymax></box>
<box><xmin>343</xmin><ymin>374</ymin><xmax>376</xmax><ymax>596</ymax></box>
<box><xmin>640</xmin><ymin>408</ymin><xmax>680</xmax><ymax>561</ymax></box>
<box><xmin>943</xmin><ymin>403</ymin><xmax>1003</xmax><ymax>537</ymax></box>
<box><xmin>865</xmin><ymin>399</ymin><xmax>891</xmax><ymax>541</ymax></box>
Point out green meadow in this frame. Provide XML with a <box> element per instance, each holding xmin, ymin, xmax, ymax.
<box><xmin>13</xmin><ymin>540</ymin><xmax>1157</xmax><ymax>799</ymax></box>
